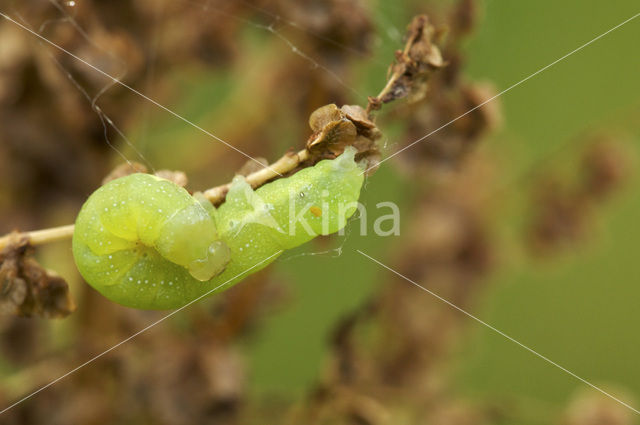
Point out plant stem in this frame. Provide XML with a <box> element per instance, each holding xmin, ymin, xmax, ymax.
<box><xmin>0</xmin><ymin>224</ymin><xmax>76</xmax><ymax>251</ymax></box>
<box><xmin>203</xmin><ymin>148</ymin><xmax>310</xmax><ymax>205</ymax></box>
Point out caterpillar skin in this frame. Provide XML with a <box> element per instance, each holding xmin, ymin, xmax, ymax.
<box><xmin>73</xmin><ymin>147</ymin><xmax>364</xmax><ymax>309</ymax></box>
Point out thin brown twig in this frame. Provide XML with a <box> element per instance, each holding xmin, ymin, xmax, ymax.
<box><xmin>203</xmin><ymin>148</ymin><xmax>310</xmax><ymax>204</ymax></box>
<box><xmin>0</xmin><ymin>225</ymin><xmax>75</xmax><ymax>252</ymax></box>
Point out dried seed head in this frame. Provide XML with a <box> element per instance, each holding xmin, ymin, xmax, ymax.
<box><xmin>0</xmin><ymin>233</ymin><xmax>75</xmax><ymax>318</ymax></box>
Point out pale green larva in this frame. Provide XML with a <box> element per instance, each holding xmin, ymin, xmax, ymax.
<box><xmin>72</xmin><ymin>173</ymin><xmax>232</xmax><ymax>309</ymax></box>
<box><xmin>73</xmin><ymin>147</ymin><xmax>364</xmax><ymax>309</ymax></box>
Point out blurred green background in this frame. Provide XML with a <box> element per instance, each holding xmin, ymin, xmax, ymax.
<box><xmin>458</xmin><ymin>0</ymin><xmax>640</xmax><ymax>414</ymax></box>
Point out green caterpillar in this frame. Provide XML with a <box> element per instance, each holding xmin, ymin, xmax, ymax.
<box><xmin>72</xmin><ymin>148</ymin><xmax>364</xmax><ymax>309</ymax></box>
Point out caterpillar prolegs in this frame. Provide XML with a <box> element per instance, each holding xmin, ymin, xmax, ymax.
<box><xmin>72</xmin><ymin>147</ymin><xmax>364</xmax><ymax>309</ymax></box>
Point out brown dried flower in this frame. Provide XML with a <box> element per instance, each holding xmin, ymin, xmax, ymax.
<box><xmin>367</xmin><ymin>14</ymin><xmax>444</xmax><ymax>112</ymax></box>
<box><xmin>0</xmin><ymin>233</ymin><xmax>75</xmax><ymax>318</ymax></box>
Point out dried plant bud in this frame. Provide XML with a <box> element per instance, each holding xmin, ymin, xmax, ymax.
<box><xmin>102</xmin><ymin>162</ymin><xmax>148</xmax><ymax>185</ymax></box>
<box><xmin>368</xmin><ymin>14</ymin><xmax>444</xmax><ymax>111</ymax></box>
<box><xmin>528</xmin><ymin>180</ymin><xmax>588</xmax><ymax>254</ymax></box>
<box><xmin>458</xmin><ymin>83</ymin><xmax>502</xmax><ymax>138</ymax></box>
<box><xmin>397</xmin><ymin>81</ymin><xmax>501</xmax><ymax>173</ymax></box>
<box><xmin>307</xmin><ymin>104</ymin><xmax>357</xmax><ymax>157</ymax></box>
<box><xmin>154</xmin><ymin>169</ymin><xmax>189</xmax><ymax>188</ymax></box>
<box><xmin>197</xmin><ymin>343</ymin><xmax>245</xmax><ymax>407</ymax></box>
<box><xmin>341</xmin><ymin>104</ymin><xmax>380</xmax><ymax>139</ymax></box>
<box><xmin>402</xmin><ymin>201</ymin><xmax>492</xmax><ymax>276</ymax></box>
<box><xmin>282</xmin><ymin>0</ymin><xmax>375</xmax><ymax>56</ymax></box>
<box><xmin>0</xmin><ymin>257</ymin><xmax>27</xmax><ymax>316</ymax></box>
<box><xmin>427</xmin><ymin>400</ymin><xmax>490</xmax><ymax>425</ymax></box>
<box><xmin>580</xmin><ymin>139</ymin><xmax>630</xmax><ymax>200</ymax></box>
<box><xmin>450</xmin><ymin>0</ymin><xmax>479</xmax><ymax>37</ymax></box>
<box><xmin>528</xmin><ymin>137</ymin><xmax>631</xmax><ymax>256</ymax></box>
<box><xmin>305</xmin><ymin>104</ymin><xmax>381</xmax><ymax>174</ymax></box>
<box><xmin>353</xmin><ymin>135</ymin><xmax>381</xmax><ymax>175</ymax></box>
<box><xmin>406</xmin><ymin>16</ymin><xmax>445</xmax><ymax>70</ymax></box>
<box><xmin>309</xmin><ymin>104</ymin><xmax>345</xmax><ymax>132</ymax></box>
<box><xmin>0</xmin><ymin>233</ymin><xmax>75</xmax><ymax>318</ymax></box>
<box><xmin>103</xmin><ymin>162</ymin><xmax>189</xmax><ymax>187</ymax></box>
<box><xmin>563</xmin><ymin>389</ymin><xmax>634</xmax><ymax>425</ymax></box>
<box><xmin>328</xmin><ymin>299</ymin><xmax>378</xmax><ymax>384</ymax></box>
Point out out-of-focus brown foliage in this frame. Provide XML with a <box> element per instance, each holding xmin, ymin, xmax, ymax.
<box><xmin>528</xmin><ymin>178</ymin><xmax>589</xmax><ymax>253</ymax></box>
<box><xmin>0</xmin><ymin>233</ymin><xmax>75</xmax><ymax>318</ymax></box>
<box><xmin>562</xmin><ymin>389</ymin><xmax>635</xmax><ymax>425</ymax></box>
<box><xmin>528</xmin><ymin>138</ymin><xmax>630</xmax><ymax>255</ymax></box>
<box><xmin>294</xmin><ymin>162</ymin><xmax>496</xmax><ymax>424</ymax></box>
<box><xmin>399</xmin><ymin>79</ymin><xmax>501</xmax><ymax>175</ymax></box>
<box><xmin>0</xmin><ymin>332</ymin><xmax>247</xmax><ymax>425</ymax></box>
<box><xmin>580</xmin><ymin>139</ymin><xmax>630</xmax><ymax>200</ymax></box>
<box><xmin>270</xmin><ymin>0</ymin><xmax>375</xmax><ymax>56</ymax></box>
<box><xmin>0</xmin><ymin>269</ymin><xmax>289</xmax><ymax>425</ymax></box>
<box><xmin>260</xmin><ymin>0</ymin><xmax>375</xmax><ymax>109</ymax></box>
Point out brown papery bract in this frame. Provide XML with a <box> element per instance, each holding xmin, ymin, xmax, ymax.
<box><xmin>0</xmin><ymin>233</ymin><xmax>75</xmax><ymax>319</ymax></box>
